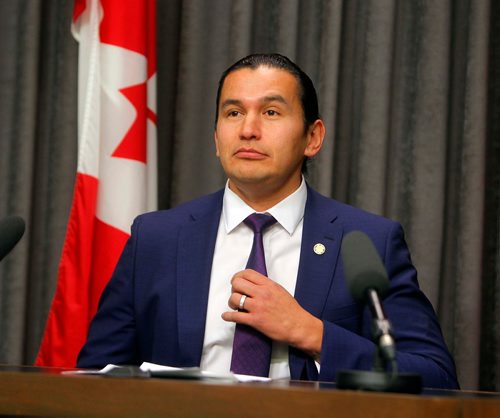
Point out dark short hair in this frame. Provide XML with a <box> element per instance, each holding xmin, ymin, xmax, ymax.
<box><xmin>215</xmin><ymin>53</ymin><xmax>320</xmax><ymax>173</ymax></box>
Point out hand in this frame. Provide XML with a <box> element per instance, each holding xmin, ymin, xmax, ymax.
<box><xmin>222</xmin><ymin>269</ymin><xmax>323</xmax><ymax>359</ymax></box>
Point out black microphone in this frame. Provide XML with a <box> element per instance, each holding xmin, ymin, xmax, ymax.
<box><xmin>0</xmin><ymin>215</ymin><xmax>26</xmax><ymax>262</ymax></box>
<box><xmin>341</xmin><ymin>230</ymin><xmax>396</xmax><ymax>365</ymax></box>
<box><xmin>337</xmin><ymin>230</ymin><xmax>422</xmax><ymax>393</ymax></box>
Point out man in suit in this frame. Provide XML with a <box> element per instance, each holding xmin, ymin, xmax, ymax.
<box><xmin>77</xmin><ymin>53</ymin><xmax>459</xmax><ymax>389</ymax></box>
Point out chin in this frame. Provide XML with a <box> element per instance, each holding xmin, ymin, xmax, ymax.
<box><xmin>234</xmin><ymin>175</ymin><xmax>268</xmax><ymax>185</ymax></box>
<box><xmin>229</xmin><ymin>171</ymin><xmax>272</xmax><ymax>186</ymax></box>
<box><xmin>226</xmin><ymin>164</ymin><xmax>269</xmax><ymax>180</ymax></box>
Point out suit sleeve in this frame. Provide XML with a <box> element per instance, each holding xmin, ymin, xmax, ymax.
<box><xmin>318</xmin><ymin>222</ymin><xmax>459</xmax><ymax>389</ymax></box>
<box><xmin>76</xmin><ymin>218</ymin><xmax>141</xmax><ymax>368</ymax></box>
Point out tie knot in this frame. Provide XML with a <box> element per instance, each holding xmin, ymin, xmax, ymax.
<box><xmin>244</xmin><ymin>213</ymin><xmax>276</xmax><ymax>234</ymax></box>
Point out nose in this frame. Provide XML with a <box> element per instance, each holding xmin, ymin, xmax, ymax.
<box><xmin>239</xmin><ymin>113</ymin><xmax>261</xmax><ymax>141</ymax></box>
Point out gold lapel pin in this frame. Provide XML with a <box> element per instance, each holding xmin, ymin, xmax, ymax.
<box><xmin>313</xmin><ymin>243</ymin><xmax>326</xmax><ymax>255</ymax></box>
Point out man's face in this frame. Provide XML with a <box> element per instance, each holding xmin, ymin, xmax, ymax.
<box><xmin>215</xmin><ymin>66</ymin><xmax>323</xmax><ymax>200</ymax></box>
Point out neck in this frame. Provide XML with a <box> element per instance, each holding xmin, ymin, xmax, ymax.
<box><xmin>228</xmin><ymin>176</ymin><xmax>302</xmax><ymax>212</ymax></box>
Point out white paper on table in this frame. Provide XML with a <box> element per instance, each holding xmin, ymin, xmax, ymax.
<box><xmin>140</xmin><ymin>362</ymin><xmax>271</xmax><ymax>382</ymax></box>
<box><xmin>61</xmin><ymin>364</ymin><xmax>125</xmax><ymax>375</ymax></box>
<box><xmin>63</xmin><ymin>362</ymin><xmax>272</xmax><ymax>383</ymax></box>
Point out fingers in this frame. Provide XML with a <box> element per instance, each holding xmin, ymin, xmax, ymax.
<box><xmin>222</xmin><ymin>309</ymin><xmax>250</xmax><ymax>324</ymax></box>
<box><xmin>222</xmin><ymin>270</ymin><xmax>323</xmax><ymax>352</ymax></box>
<box><xmin>223</xmin><ymin>289</ymin><xmax>252</xmax><ymax>324</ymax></box>
<box><xmin>230</xmin><ymin>269</ymin><xmax>268</xmax><ymax>297</ymax></box>
<box><xmin>228</xmin><ymin>269</ymin><xmax>270</xmax><ymax>312</ymax></box>
<box><xmin>228</xmin><ymin>292</ymin><xmax>251</xmax><ymax>311</ymax></box>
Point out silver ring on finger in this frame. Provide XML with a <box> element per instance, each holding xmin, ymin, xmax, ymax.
<box><xmin>239</xmin><ymin>294</ymin><xmax>247</xmax><ymax>310</ymax></box>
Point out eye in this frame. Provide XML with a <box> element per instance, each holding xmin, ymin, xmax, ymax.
<box><xmin>265</xmin><ymin>109</ymin><xmax>279</xmax><ymax>116</ymax></box>
<box><xmin>227</xmin><ymin>110</ymin><xmax>241</xmax><ymax>117</ymax></box>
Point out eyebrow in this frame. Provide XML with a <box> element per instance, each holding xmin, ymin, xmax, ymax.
<box><xmin>220</xmin><ymin>95</ymin><xmax>288</xmax><ymax>110</ymax></box>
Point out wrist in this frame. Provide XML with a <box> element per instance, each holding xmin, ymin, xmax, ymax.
<box><xmin>290</xmin><ymin>316</ymin><xmax>323</xmax><ymax>360</ymax></box>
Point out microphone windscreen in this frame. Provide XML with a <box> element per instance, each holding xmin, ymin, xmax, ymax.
<box><xmin>0</xmin><ymin>215</ymin><xmax>26</xmax><ymax>262</ymax></box>
<box><xmin>341</xmin><ymin>230</ymin><xmax>389</xmax><ymax>301</ymax></box>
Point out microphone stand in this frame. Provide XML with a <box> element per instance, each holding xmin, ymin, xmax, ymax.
<box><xmin>336</xmin><ymin>292</ymin><xmax>422</xmax><ymax>393</ymax></box>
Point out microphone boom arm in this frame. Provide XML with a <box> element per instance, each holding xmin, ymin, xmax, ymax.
<box><xmin>366</xmin><ymin>288</ymin><xmax>396</xmax><ymax>372</ymax></box>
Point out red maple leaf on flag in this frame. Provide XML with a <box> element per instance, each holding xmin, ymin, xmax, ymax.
<box><xmin>112</xmin><ymin>82</ymin><xmax>154</xmax><ymax>163</ymax></box>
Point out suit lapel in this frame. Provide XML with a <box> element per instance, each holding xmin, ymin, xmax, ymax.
<box><xmin>291</xmin><ymin>187</ymin><xmax>344</xmax><ymax>379</ymax></box>
<box><xmin>176</xmin><ymin>192</ymin><xmax>223</xmax><ymax>365</ymax></box>
<box><xmin>294</xmin><ymin>187</ymin><xmax>344</xmax><ymax>316</ymax></box>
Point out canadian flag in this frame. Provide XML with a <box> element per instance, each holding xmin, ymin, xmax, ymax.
<box><xmin>36</xmin><ymin>0</ymin><xmax>157</xmax><ymax>367</ymax></box>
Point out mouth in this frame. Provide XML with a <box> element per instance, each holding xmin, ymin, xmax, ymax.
<box><xmin>234</xmin><ymin>147</ymin><xmax>267</xmax><ymax>159</ymax></box>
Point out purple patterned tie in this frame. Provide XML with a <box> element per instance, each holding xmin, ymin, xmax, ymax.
<box><xmin>230</xmin><ymin>213</ymin><xmax>277</xmax><ymax>377</ymax></box>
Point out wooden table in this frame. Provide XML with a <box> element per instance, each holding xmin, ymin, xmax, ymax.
<box><xmin>0</xmin><ymin>366</ymin><xmax>498</xmax><ymax>417</ymax></box>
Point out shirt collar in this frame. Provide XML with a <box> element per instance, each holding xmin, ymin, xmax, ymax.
<box><xmin>222</xmin><ymin>177</ymin><xmax>307</xmax><ymax>235</ymax></box>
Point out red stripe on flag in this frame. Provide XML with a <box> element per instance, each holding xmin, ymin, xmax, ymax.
<box><xmin>36</xmin><ymin>173</ymin><xmax>98</xmax><ymax>367</ymax></box>
<box><xmin>99</xmin><ymin>0</ymin><xmax>156</xmax><ymax>77</ymax></box>
<box><xmin>146</xmin><ymin>0</ymin><xmax>156</xmax><ymax>77</ymax></box>
<box><xmin>36</xmin><ymin>173</ymin><xmax>130</xmax><ymax>367</ymax></box>
<box><xmin>100</xmin><ymin>0</ymin><xmax>150</xmax><ymax>58</ymax></box>
<box><xmin>88</xmin><ymin>218</ymin><xmax>129</xmax><ymax>317</ymax></box>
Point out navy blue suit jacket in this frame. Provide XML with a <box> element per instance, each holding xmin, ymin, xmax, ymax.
<box><xmin>78</xmin><ymin>186</ymin><xmax>459</xmax><ymax>389</ymax></box>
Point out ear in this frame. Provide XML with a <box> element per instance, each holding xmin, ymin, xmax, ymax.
<box><xmin>304</xmin><ymin>119</ymin><xmax>325</xmax><ymax>158</ymax></box>
<box><xmin>214</xmin><ymin>130</ymin><xmax>220</xmax><ymax>157</ymax></box>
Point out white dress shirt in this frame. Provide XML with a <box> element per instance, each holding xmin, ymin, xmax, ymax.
<box><xmin>200</xmin><ymin>178</ymin><xmax>307</xmax><ymax>379</ymax></box>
